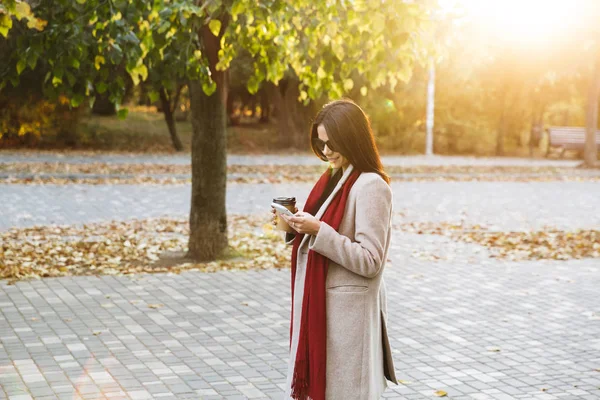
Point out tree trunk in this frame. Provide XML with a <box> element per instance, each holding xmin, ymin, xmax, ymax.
<box><xmin>259</xmin><ymin>87</ymin><xmax>270</xmax><ymax>123</ymax></box>
<box><xmin>496</xmin><ymin>89</ymin><xmax>508</xmax><ymax>156</ymax></box>
<box><xmin>284</xmin><ymin>82</ymin><xmax>305</xmax><ymax>148</ymax></box>
<box><xmin>584</xmin><ymin>52</ymin><xmax>600</xmax><ymax>167</ymax></box>
<box><xmin>159</xmin><ymin>88</ymin><xmax>184</xmax><ymax>152</ymax></box>
<box><xmin>186</xmin><ymin>21</ymin><xmax>229</xmax><ymax>262</ymax></box>
<box><xmin>92</xmin><ymin>93</ymin><xmax>116</xmax><ymax>115</ymax></box>
<box><xmin>528</xmin><ymin>100</ymin><xmax>545</xmax><ymax>157</ymax></box>
<box><xmin>496</xmin><ymin>109</ymin><xmax>506</xmax><ymax>156</ymax></box>
<box><xmin>270</xmin><ymin>78</ymin><xmax>311</xmax><ymax>149</ymax></box>
<box><xmin>268</xmin><ymin>82</ymin><xmax>293</xmax><ymax>148</ymax></box>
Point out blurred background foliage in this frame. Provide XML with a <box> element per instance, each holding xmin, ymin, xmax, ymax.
<box><xmin>0</xmin><ymin>0</ymin><xmax>598</xmax><ymax>157</ymax></box>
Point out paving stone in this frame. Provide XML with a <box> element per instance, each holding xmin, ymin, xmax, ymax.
<box><xmin>1</xmin><ymin>156</ymin><xmax>599</xmax><ymax>398</ymax></box>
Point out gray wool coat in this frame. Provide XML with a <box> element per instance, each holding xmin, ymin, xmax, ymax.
<box><xmin>283</xmin><ymin>163</ymin><xmax>398</xmax><ymax>400</ymax></box>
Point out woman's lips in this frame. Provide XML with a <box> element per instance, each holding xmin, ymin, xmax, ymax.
<box><xmin>328</xmin><ymin>157</ymin><xmax>339</xmax><ymax>162</ymax></box>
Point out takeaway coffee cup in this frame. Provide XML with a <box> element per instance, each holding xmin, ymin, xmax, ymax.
<box><xmin>272</xmin><ymin>196</ymin><xmax>296</xmax><ymax>233</ymax></box>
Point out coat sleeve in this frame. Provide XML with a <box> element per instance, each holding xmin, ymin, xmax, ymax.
<box><xmin>307</xmin><ymin>177</ymin><xmax>392</xmax><ymax>278</ymax></box>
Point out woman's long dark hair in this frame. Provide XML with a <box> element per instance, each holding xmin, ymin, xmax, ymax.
<box><xmin>309</xmin><ymin>98</ymin><xmax>390</xmax><ymax>184</ymax></box>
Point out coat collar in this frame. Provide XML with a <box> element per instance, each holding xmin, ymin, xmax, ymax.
<box><xmin>299</xmin><ymin>163</ymin><xmax>355</xmax><ymax>249</ymax></box>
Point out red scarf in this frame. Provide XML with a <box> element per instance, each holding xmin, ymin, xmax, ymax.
<box><xmin>290</xmin><ymin>167</ymin><xmax>361</xmax><ymax>400</ymax></box>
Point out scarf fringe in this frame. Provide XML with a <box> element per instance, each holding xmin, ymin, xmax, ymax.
<box><xmin>290</xmin><ymin>358</ymin><xmax>309</xmax><ymax>400</ymax></box>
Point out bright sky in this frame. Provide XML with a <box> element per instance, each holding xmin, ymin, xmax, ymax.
<box><xmin>438</xmin><ymin>0</ymin><xmax>590</xmax><ymax>45</ymax></box>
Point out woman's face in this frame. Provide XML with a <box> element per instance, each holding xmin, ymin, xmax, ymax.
<box><xmin>317</xmin><ymin>124</ymin><xmax>350</xmax><ymax>170</ymax></box>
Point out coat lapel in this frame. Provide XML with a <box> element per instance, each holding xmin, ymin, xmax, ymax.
<box><xmin>298</xmin><ymin>163</ymin><xmax>355</xmax><ymax>249</ymax></box>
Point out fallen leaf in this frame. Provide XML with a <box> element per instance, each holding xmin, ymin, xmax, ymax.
<box><xmin>1</xmin><ymin>162</ymin><xmax>599</xmax><ymax>185</ymax></box>
<box><xmin>395</xmin><ymin>221</ymin><xmax>599</xmax><ymax>261</ymax></box>
<box><xmin>0</xmin><ymin>214</ymin><xmax>292</xmax><ymax>282</ymax></box>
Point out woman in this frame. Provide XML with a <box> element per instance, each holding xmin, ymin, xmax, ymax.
<box><xmin>271</xmin><ymin>99</ymin><xmax>398</xmax><ymax>400</ymax></box>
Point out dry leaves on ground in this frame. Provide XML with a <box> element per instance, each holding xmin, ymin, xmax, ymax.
<box><xmin>396</xmin><ymin>221</ymin><xmax>600</xmax><ymax>261</ymax></box>
<box><xmin>1</xmin><ymin>162</ymin><xmax>599</xmax><ymax>185</ymax></box>
<box><xmin>0</xmin><ymin>214</ymin><xmax>290</xmax><ymax>284</ymax></box>
<box><xmin>1</xmin><ymin>162</ymin><xmax>593</xmax><ymax>175</ymax></box>
<box><xmin>4</xmin><ymin>174</ymin><xmax>599</xmax><ymax>185</ymax></box>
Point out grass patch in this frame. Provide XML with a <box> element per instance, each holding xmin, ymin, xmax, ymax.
<box><xmin>78</xmin><ymin>108</ymin><xmax>284</xmax><ymax>153</ymax></box>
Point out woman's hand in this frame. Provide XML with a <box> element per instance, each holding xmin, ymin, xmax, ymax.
<box><xmin>280</xmin><ymin>211</ymin><xmax>321</xmax><ymax>236</ymax></box>
<box><xmin>271</xmin><ymin>205</ymin><xmax>299</xmax><ymax>227</ymax></box>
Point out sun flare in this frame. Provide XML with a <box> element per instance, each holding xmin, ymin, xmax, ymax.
<box><xmin>439</xmin><ymin>0</ymin><xmax>589</xmax><ymax>45</ymax></box>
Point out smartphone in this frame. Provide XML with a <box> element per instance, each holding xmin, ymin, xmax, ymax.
<box><xmin>271</xmin><ymin>202</ymin><xmax>295</xmax><ymax>217</ymax></box>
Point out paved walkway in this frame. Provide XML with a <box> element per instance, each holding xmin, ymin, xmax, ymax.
<box><xmin>1</xmin><ymin>181</ymin><xmax>600</xmax><ymax>232</ymax></box>
<box><xmin>1</xmin><ymin>154</ymin><xmax>599</xmax><ymax>399</ymax></box>
<box><xmin>1</xmin><ymin>233</ymin><xmax>599</xmax><ymax>399</ymax></box>
<box><xmin>0</xmin><ymin>151</ymin><xmax>583</xmax><ymax>167</ymax></box>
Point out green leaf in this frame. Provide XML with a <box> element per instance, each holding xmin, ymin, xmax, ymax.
<box><xmin>16</xmin><ymin>59</ymin><xmax>26</xmax><ymax>75</ymax></box>
<box><xmin>94</xmin><ymin>55</ymin><xmax>105</xmax><ymax>70</ymax></box>
<box><xmin>66</xmin><ymin>71</ymin><xmax>76</xmax><ymax>86</ymax></box>
<box><xmin>137</xmin><ymin>64</ymin><xmax>148</xmax><ymax>81</ymax></box>
<box><xmin>360</xmin><ymin>86</ymin><xmax>368</xmax><ymax>96</ymax></box>
<box><xmin>54</xmin><ymin>66</ymin><xmax>64</xmax><ymax>79</ymax></box>
<box><xmin>0</xmin><ymin>14</ymin><xmax>13</xmax><ymax>38</ymax></box>
<box><xmin>148</xmin><ymin>90</ymin><xmax>159</xmax><ymax>103</ymax></box>
<box><xmin>29</xmin><ymin>17</ymin><xmax>47</xmax><ymax>32</ymax></box>
<box><xmin>14</xmin><ymin>2</ymin><xmax>32</xmax><ymax>20</ymax></box>
<box><xmin>127</xmin><ymin>64</ymin><xmax>148</xmax><ymax>86</ymax></box>
<box><xmin>70</xmin><ymin>58</ymin><xmax>81</xmax><ymax>69</ymax></box>
<box><xmin>317</xmin><ymin>66</ymin><xmax>326</xmax><ymax>80</ymax></box>
<box><xmin>117</xmin><ymin>108</ymin><xmax>129</xmax><ymax>119</ymax></box>
<box><xmin>247</xmin><ymin>75</ymin><xmax>260</xmax><ymax>94</ymax></box>
<box><xmin>202</xmin><ymin>79</ymin><xmax>217</xmax><ymax>96</ymax></box>
<box><xmin>70</xmin><ymin>93</ymin><xmax>84</xmax><ymax>108</ymax></box>
<box><xmin>332</xmin><ymin>41</ymin><xmax>345</xmax><ymax>61</ymax></box>
<box><xmin>52</xmin><ymin>76</ymin><xmax>62</xmax><ymax>87</ymax></box>
<box><xmin>27</xmin><ymin>53</ymin><xmax>38</xmax><ymax>70</ymax></box>
<box><xmin>343</xmin><ymin>78</ymin><xmax>354</xmax><ymax>92</ymax></box>
<box><xmin>76</xmin><ymin>0</ymin><xmax>86</xmax><ymax>4</ymax></box>
<box><xmin>231</xmin><ymin>1</ymin><xmax>245</xmax><ymax>21</ymax></box>
<box><xmin>209</xmin><ymin>20</ymin><xmax>221</xmax><ymax>37</ymax></box>
<box><xmin>96</xmin><ymin>82</ymin><xmax>107</xmax><ymax>94</ymax></box>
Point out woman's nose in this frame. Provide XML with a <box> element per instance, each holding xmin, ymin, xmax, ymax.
<box><xmin>323</xmin><ymin>144</ymin><xmax>333</xmax><ymax>155</ymax></box>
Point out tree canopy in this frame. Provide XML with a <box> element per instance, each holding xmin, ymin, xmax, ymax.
<box><xmin>1</xmin><ymin>0</ymin><xmax>433</xmax><ymax>112</ymax></box>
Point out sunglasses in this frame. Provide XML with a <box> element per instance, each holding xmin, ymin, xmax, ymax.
<box><xmin>312</xmin><ymin>137</ymin><xmax>337</xmax><ymax>153</ymax></box>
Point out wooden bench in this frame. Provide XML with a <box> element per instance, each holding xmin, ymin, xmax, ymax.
<box><xmin>546</xmin><ymin>126</ymin><xmax>600</xmax><ymax>158</ymax></box>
